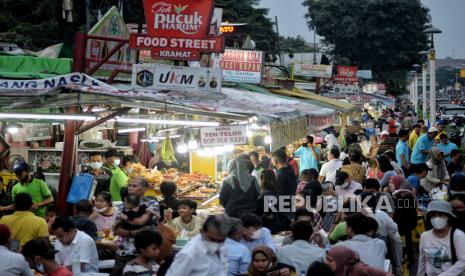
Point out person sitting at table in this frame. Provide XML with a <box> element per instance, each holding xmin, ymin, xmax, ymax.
<box><xmin>0</xmin><ymin>224</ymin><xmax>33</xmax><ymax>276</ymax></box>
<box><xmin>52</xmin><ymin>217</ymin><xmax>99</xmax><ymax>273</ymax></box>
<box><xmin>22</xmin><ymin>239</ymin><xmax>72</xmax><ymax>276</ymax></box>
<box><xmin>45</xmin><ymin>205</ymin><xmax>61</xmax><ymax>235</ymax></box>
<box><xmin>247</xmin><ymin>245</ymin><xmax>296</xmax><ymax>276</ymax></box>
<box><xmin>123</xmin><ymin>230</ymin><xmax>163</xmax><ymax>276</ymax></box>
<box><xmin>0</xmin><ymin>192</ymin><xmax>49</xmax><ymax>249</ymax></box>
<box><xmin>160</xmin><ymin>181</ymin><xmax>181</xmax><ymax>219</ymax></box>
<box><xmin>166</xmin><ymin>199</ymin><xmax>203</xmax><ymax>238</ymax></box>
<box><xmin>240</xmin><ymin>213</ymin><xmax>276</xmax><ymax>252</ymax></box>
<box><xmin>90</xmin><ymin>191</ymin><xmax>117</xmax><ymax>233</ymax></box>
<box><xmin>70</xmin><ymin>199</ymin><xmax>97</xmax><ymax>240</ymax></box>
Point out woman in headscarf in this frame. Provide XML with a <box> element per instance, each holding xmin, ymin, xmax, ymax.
<box><xmin>325</xmin><ymin>246</ymin><xmax>391</xmax><ymax>276</ymax></box>
<box><xmin>424</xmin><ymin>147</ymin><xmax>450</xmax><ymax>192</ymax></box>
<box><xmin>220</xmin><ymin>157</ymin><xmax>260</xmax><ymax>218</ymax></box>
<box><xmin>247</xmin><ymin>245</ymin><xmax>296</xmax><ymax>276</ymax></box>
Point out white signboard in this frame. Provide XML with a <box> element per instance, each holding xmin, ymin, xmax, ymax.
<box><xmin>293</xmin><ymin>64</ymin><xmax>333</xmax><ymax>78</ymax></box>
<box><xmin>132</xmin><ymin>64</ymin><xmax>222</xmax><ymax>92</ymax></box>
<box><xmin>356</xmin><ymin>70</ymin><xmax>373</xmax><ymax>79</ymax></box>
<box><xmin>213</xmin><ymin>49</ymin><xmax>264</xmax><ymax>84</ymax></box>
<box><xmin>200</xmin><ymin>125</ymin><xmax>247</xmax><ymax>146</ymax></box>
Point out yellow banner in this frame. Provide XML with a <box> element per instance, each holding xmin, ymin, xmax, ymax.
<box><xmin>460</xmin><ymin>69</ymin><xmax>465</xmax><ymax>78</ymax></box>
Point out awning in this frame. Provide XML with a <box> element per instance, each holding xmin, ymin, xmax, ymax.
<box><xmin>0</xmin><ymin>55</ymin><xmax>72</xmax><ymax>79</ymax></box>
<box><xmin>270</xmin><ymin>87</ymin><xmax>356</xmax><ymax>111</ymax></box>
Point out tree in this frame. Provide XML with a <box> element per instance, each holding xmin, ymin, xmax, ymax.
<box><xmin>303</xmin><ymin>0</ymin><xmax>430</xmax><ymax>95</ymax></box>
<box><xmin>280</xmin><ymin>36</ymin><xmax>315</xmax><ymax>53</ymax></box>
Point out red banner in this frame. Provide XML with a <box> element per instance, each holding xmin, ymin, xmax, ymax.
<box><xmin>143</xmin><ymin>0</ymin><xmax>214</xmax><ymax>38</ymax></box>
<box><xmin>334</xmin><ymin>66</ymin><xmax>358</xmax><ymax>84</ymax></box>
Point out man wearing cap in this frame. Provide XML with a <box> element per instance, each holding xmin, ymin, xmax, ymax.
<box><xmin>437</xmin><ymin>134</ymin><xmax>458</xmax><ymax>164</ymax></box>
<box><xmin>409</xmin><ymin>124</ymin><xmax>422</xmax><ymax>150</ymax></box>
<box><xmin>0</xmin><ymin>162</ymin><xmax>53</xmax><ymax>218</ymax></box>
<box><xmin>411</xmin><ymin>127</ymin><xmax>438</xmax><ymax>164</ymax></box>
<box><xmin>0</xmin><ymin>224</ymin><xmax>34</xmax><ymax>276</ymax></box>
<box><xmin>334</xmin><ymin>171</ymin><xmax>362</xmax><ymax>197</ymax></box>
<box><xmin>418</xmin><ymin>200</ymin><xmax>465</xmax><ymax>275</ymax></box>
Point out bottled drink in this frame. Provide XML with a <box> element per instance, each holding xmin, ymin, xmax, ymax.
<box><xmin>71</xmin><ymin>248</ymin><xmax>81</xmax><ymax>275</ymax></box>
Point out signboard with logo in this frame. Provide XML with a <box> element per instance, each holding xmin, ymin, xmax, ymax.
<box><xmin>200</xmin><ymin>125</ymin><xmax>247</xmax><ymax>146</ymax></box>
<box><xmin>356</xmin><ymin>70</ymin><xmax>372</xmax><ymax>79</ymax></box>
<box><xmin>212</xmin><ymin>49</ymin><xmax>264</xmax><ymax>84</ymax></box>
<box><xmin>334</xmin><ymin>66</ymin><xmax>358</xmax><ymax>84</ymax></box>
<box><xmin>86</xmin><ymin>6</ymin><xmax>135</xmax><ymax>81</ymax></box>
<box><xmin>132</xmin><ymin>64</ymin><xmax>222</xmax><ymax>92</ymax></box>
<box><xmin>270</xmin><ymin>117</ymin><xmax>307</xmax><ymax>151</ymax></box>
<box><xmin>130</xmin><ymin>0</ymin><xmax>225</xmax><ymax>61</ymax></box>
<box><xmin>293</xmin><ymin>64</ymin><xmax>333</xmax><ymax>78</ymax></box>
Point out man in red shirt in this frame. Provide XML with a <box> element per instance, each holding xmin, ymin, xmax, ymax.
<box><xmin>22</xmin><ymin>239</ymin><xmax>73</xmax><ymax>276</ymax></box>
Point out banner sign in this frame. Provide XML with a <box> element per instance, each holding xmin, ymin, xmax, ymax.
<box><xmin>212</xmin><ymin>49</ymin><xmax>264</xmax><ymax>84</ymax></box>
<box><xmin>130</xmin><ymin>0</ymin><xmax>225</xmax><ymax>61</ymax></box>
<box><xmin>270</xmin><ymin>117</ymin><xmax>308</xmax><ymax>151</ymax></box>
<box><xmin>200</xmin><ymin>125</ymin><xmax>247</xmax><ymax>146</ymax></box>
<box><xmin>131</xmin><ymin>64</ymin><xmax>222</xmax><ymax>92</ymax></box>
<box><xmin>293</xmin><ymin>64</ymin><xmax>333</xmax><ymax>78</ymax></box>
<box><xmin>334</xmin><ymin>66</ymin><xmax>358</xmax><ymax>84</ymax></box>
<box><xmin>356</xmin><ymin>70</ymin><xmax>372</xmax><ymax>79</ymax></box>
<box><xmin>86</xmin><ymin>7</ymin><xmax>135</xmax><ymax>81</ymax></box>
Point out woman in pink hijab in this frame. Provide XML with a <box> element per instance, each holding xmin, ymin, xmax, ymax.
<box><xmin>325</xmin><ymin>245</ymin><xmax>391</xmax><ymax>276</ymax></box>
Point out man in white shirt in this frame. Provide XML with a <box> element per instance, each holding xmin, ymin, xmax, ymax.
<box><xmin>239</xmin><ymin>214</ymin><xmax>276</xmax><ymax>252</ymax></box>
<box><xmin>319</xmin><ymin>147</ymin><xmax>343</xmax><ymax>184</ymax></box>
<box><xmin>0</xmin><ymin>224</ymin><xmax>33</xmax><ymax>276</ymax></box>
<box><xmin>51</xmin><ymin>217</ymin><xmax>98</xmax><ymax>273</ymax></box>
<box><xmin>225</xmin><ymin>218</ymin><xmax>251</xmax><ymax>276</ymax></box>
<box><xmin>334</xmin><ymin>171</ymin><xmax>362</xmax><ymax>197</ymax></box>
<box><xmin>277</xmin><ymin>220</ymin><xmax>325</xmax><ymax>275</ymax></box>
<box><xmin>166</xmin><ymin>214</ymin><xmax>231</xmax><ymax>276</ymax></box>
<box><xmin>340</xmin><ymin>213</ymin><xmax>387</xmax><ymax>271</ymax></box>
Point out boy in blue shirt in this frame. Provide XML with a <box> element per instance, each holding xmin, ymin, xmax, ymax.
<box><xmin>411</xmin><ymin>127</ymin><xmax>438</xmax><ymax>164</ymax></box>
<box><xmin>437</xmin><ymin>134</ymin><xmax>458</xmax><ymax>164</ymax></box>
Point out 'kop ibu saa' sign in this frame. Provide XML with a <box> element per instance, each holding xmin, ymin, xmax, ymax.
<box><xmin>129</xmin><ymin>0</ymin><xmax>225</xmax><ymax>60</ymax></box>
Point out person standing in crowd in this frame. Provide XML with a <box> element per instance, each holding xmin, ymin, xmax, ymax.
<box><xmin>406</xmin><ymin>163</ymin><xmax>430</xmax><ymax>193</ymax></box>
<box><xmin>225</xmin><ymin>218</ymin><xmax>251</xmax><ymax>276</ymax></box>
<box><xmin>296</xmin><ymin>168</ymin><xmax>318</xmax><ymax>194</ymax></box>
<box><xmin>113</xmin><ymin>177</ymin><xmax>160</xmax><ymax>276</ymax></box>
<box><xmin>0</xmin><ymin>224</ymin><xmax>34</xmax><ymax>276</ymax></box>
<box><xmin>396</xmin><ymin>129</ymin><xmax>410</xmax><ymax>174</ymax></box>
<box><xmin>110</xmin><ymin>155</ymin><xmax>137</xmax><ymax>202</ymax></box>
<box><xmin>220</xmin><ymin>158</ymin><xmax>260</xmax><ymax>219</ymax></box>
<box><xmin>383</xmin><ymin>150</ymin><xmax>404</xmax><ymax>176</ymax></box>
<box><xmin>369</xmin><ymin>135</ymin><xmax>380</xmax><ymax>161</ymax></box>
<box><xmin>103</xmin><ymin>148</ymin><xmax>121</xmax><ymax>173</ymax></box>
<box><xmin>334</xmin><ymin>171</ymin><xmax>362</xmax><ymax>197</ymax></box>
<box><xmin>240</xmin><ymin>214</ymin><xmax>276</xmax><ymax>252</ymax></box>
<box><xmin>448</xmin><ymin>149</ymin><xmax>463</xmax><ymax>176</ymax></box>
<box><xmin>324</xmin><ymin>131</ymin><xmax>340</xmax><ymax>152</ymax></box>
<box><xmin>378</xmin><ymin>130</ymin><xmax>397</xmax><ymax>155</ymax></box>
<box><xmin>122</xmin><ymin>230</ymin><xmax>162</xmax><ymax>276</ymax></box>
<box><xmin>449</xmin><ymin>176</ymin><xmax>465</xmax><ymax>232</ymax></box>
<box><xmin>424</xmin><ymin>147</ymin><xmax>450</xmax><ymax>192</ymax></box>
<box><xmin>248</xmin><ymin>245</ymin><xmax>296</xmax><ymax>276</ymax></box>
<box><xmin>272</xmin><ymin>149</ymin><xmax>298</xmax><ymax>197</ymax></box>
<box><xmin>325</xmin><ymin>245</ymin><xmax>390</xmax><ymax>276</ymax></box>
<box><xmin>435</xmin><ymin>123</ymin><xmax>446</xmax><ymax>141</ymax></box>
<box><xmin>52</xmin><ymin>217</ymin><xmax>99</xmax><ymax>273</ymax></box>
<box><xmin>294</xmin><ymin>136</ymin><xmax>320</xmax><ymax>173</ymax></box>
<box><xmin>376</xmin><ymin>155</ymin><xmax>397</xmax><ymax>187</ymax></box>
<box><xmin>437</xmin><ymin>134</ymin><xmax>458</xmax><ymax>164</ymax></box>
<box><xmin>166</xmin><ymin>199</ymin><xmax>203</xmax><ymax>238</ymax></box>
<box><xmin>0</xmin><ymin>193</ymin><xmax>49</xmax><ymax>249</ymax></box>
<box><xmin>341</xmin><ymin>150</ymin><xmax>366</xmax><ymax>184</ymax></box>
<box><xmin>340</xmin><ymin>214</ymin><xmax>387</xmax><ymax>271</ymax></box>
<box><xmin>22</xmin><ymin>239</ymin><xmax>72</xmax><ymax>276</ymax></box>
<box><xmin>256</xmin><ymin>170</ymin><xmax>289</xmax><ymax>234</ymax></box>
<box><xmin>400</xmin><ymin>112</ymin><xmax>413</xmax><ymax>130</ymax></box>
<box><xmin>159</xmin><ymin>181</ymin><xmax>181</xmax><ymax>219</ymax></box>
<box><xmin>0</xmin><ymin>162</ymin><xmax>53</xmax><ymax>218</ymax></box>
<box><xmin>409</xmin><ymin>124</ymin><xmax>422</xmax><ymax>150</ymax></box>
<box><xmin>411</xmin><ymin>127</ymin><xmax>438</xmax><ymax>164</ymax></box>
<box><xmin>70</xmin><ymin>199</ymin><xmax>97</xmax><ymax>240</ymax></box>
<box><xmin>84</xmin><ymin>151</ymin><xmax>112</xmax><ymax>195</ymax></box>
<box><xmin>418</xmin><ymin>200</ymin><xmax>465</xmax><ymax>275</ymax></box>
<box><xmin>90</xmin><ymin>191</ymin><xmax>117</xmax><ymax>232</ymax></box>
<box><xmin>166</xmin><ymin>214</ymin><xmax>231</xmax><ymax>276</ymax></box>
<box><xmin>319</xmin><ymin>147</ymin><xmax>343</xmax><ymax>184</ymax></box>
<box><xmin>249</xmin><ymin>151</ymin><xmax>264</xmax><ymax>185</ymax></box>
<box><xmin>277</xmin><ymin>220</ymin><xmax>325</xmax><ymax>275</ymax></box>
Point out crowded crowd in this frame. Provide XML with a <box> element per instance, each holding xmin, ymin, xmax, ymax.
<box><xmin>0</xmin><ymin>104</ymin><xmax>464</xmax><ymax>276</ymax></box>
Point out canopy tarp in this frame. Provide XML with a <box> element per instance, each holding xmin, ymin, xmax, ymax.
<box><xmin>0</xmin><ymin>55</ymin><xmax>72</xmax><ymax>79</ymax></box>
<box><xmin>270</xmin><ymin>87</ymin><xmax>356</xmax><ymax>112</ymax></box>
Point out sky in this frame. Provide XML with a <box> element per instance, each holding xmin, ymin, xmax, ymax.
<box><xmin>259</xmin><ymin>0</ymin><xmax>465</xmax><ymax>58</ymax></box>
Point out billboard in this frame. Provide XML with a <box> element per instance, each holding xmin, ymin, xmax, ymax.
<box><xmin>334</xmin><ymin>66</ymin><xmax>358</xmax><ymax>84</ymax></box>
<box><xmin>213</xmin><ymin>49</ymin><xmax>264</xmax><ymax>84</ymax></box>
<box><xmin>293</xmin><ymin>64</ymin><xmax>333</xmax><ymax>78</ymax></box>
<box><xmin>200</xmin><ymin>125</ymin><xmax>247</xmax><ymax>146</ymax></box>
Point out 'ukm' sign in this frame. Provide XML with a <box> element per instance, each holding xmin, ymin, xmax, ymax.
<box><xmin>200</xmin><ymin>125</ymin><xmax>247</xmax><ymax>146</ymax></box>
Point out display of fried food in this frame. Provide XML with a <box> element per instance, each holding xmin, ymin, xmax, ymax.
<box><xmin>146</xmin><ymin>169</ymin><xmax>164</xmax><ymax>185</ymax></box>
<box><xmin>129</xmin><ymin>163</ymin><xmax>149</xmax><ymax>178</ymax></box>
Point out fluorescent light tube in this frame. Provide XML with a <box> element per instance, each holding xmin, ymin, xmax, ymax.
<box><xmin>0</xmin><ymin>113</ymin><xmax>96</xmax><ymax>121</ymax></box>
<box><xmin>117</xmin><ymin>117</ymin><xmax>219</xmax><ymax>127</ymax></box>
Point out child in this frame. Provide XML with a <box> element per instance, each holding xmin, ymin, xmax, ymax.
<box><xmin>119</xmin><ymin>194</ymin><xmax>155</xmax><ymax>231</ymax></box>
<box><xmin>160</xmin><ymin>181</ymin><xmax>181</xmax><ymax>219</ymax></box>
<box><xmin>166</xmin><ymin>199</ymin><xmax>203</xmax><ymax>238</ymax></box>
<box><xmin>122</xmin><ymin>230</ymin><xmax>162</xmax><ymax>276</ymax></box>
<box><xmin>296</xmin><ymin>168</ymin><xmax>318</xmax><ymax>194</ymax></box>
